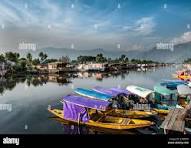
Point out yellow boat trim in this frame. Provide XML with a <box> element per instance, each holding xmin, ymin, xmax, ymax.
<box><xmin>48</xmin><ymin>108</ymin><xmax>154</xmax><ymax>130</ymax></box>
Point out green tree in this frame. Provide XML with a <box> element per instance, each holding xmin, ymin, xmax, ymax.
<box><xmin>0</xmin><ymin>54</ymin><xmax>5</xmax><ymax>62</ymax></box>
<box><xmin>96</xmin><ymin>53</ymin><xmax>107</xmax><ymax>63</ymax></box>
<box><xmin>26</xmin><ymin>53</ymin><xmax>32</xmax><ymax>63</ymax></box>
<box><xmin>39</xmin><ymin>52</ymin><xmax>48</xmax><ymax>63</ymax></box>
<box><xmin>13</xmin><ymin>59</ymin><xmax>27</xmax><ymax>72</ymax></box>
<box><xmin>32</xmin><ymin>58</ymin><xmax>40</xmax><ymax>65</ymax></box>
<box><xmin>119</xmin><ymin>54</ymin><xmax>126</xmax><ymax>63</ymax></box>
<box><xmin>125</xmin><ymin>57</ymin><xmax>129</xmax><ymax>63</ymax></box>
<box><xmin>5</xmin><ymin>52</ymin><xmax>20</xmax><ymax>63</ymax></box>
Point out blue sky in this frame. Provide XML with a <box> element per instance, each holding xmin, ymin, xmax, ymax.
<box><xmin>0</xmin><ymin>0</ymin><xmax>191</xmax><ymax>51</ymax></box>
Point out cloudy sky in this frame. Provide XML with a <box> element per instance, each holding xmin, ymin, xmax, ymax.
<box><xmin>0</xmin><ymin>0</ymin><xmax>191</xmax><ymax>52</ymax></box>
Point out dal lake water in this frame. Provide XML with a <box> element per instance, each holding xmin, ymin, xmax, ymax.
<box><xmin>0</xmin><ymin>65</ymin><xmax>182</xmax><ymax>134</ymax></box>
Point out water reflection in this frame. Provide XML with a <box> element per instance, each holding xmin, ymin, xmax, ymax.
<box><xmin>0</xmin><ymin>66</ymin><xmax>173</xmax><ymax>95</ymax></box>
<box><xmin>0</xmin><ymin>75</ymin><xmax>72</xmax><ymax>94</ymax></box>
<box><xmin>53</xmin><ymin>117</ymin><xmax>139</xmax><ymax>134</ymax></box>
<box><xmin>0</xmin><ymin>66</ymin><xmax>180</xmax><ymax>134</ymax></box>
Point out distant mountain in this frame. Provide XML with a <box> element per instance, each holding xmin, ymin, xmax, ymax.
<box><xmin>19</xmin><ymin>41</ymin><xmax>191</xmax><ymax>63</ymax></box>
<box><xmin>126</xmin><ymin>42</ymin><xmax>191</xmax><ymax>63</ymax></box>
<box><xmin>20</xmin><ymin>47</ymin><xmax>127</xmax><ymax>60</ymax></box>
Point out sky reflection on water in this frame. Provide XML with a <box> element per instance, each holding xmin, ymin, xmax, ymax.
<box><xmin>0</xmin><ymin>65</ymin><xmax>181</xmax><ymax>134</ymax></box>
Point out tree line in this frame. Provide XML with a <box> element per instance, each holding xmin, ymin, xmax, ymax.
<box><xmin>0</xmin><ymin>51</ymin><xmax>159</xmax><ymax>74</ymax></box>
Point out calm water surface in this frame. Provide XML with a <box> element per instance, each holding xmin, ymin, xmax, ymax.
<box><xmin>0</xmin><ymin>65</ymin><xmax>181</xmax><ymax>134</ymax></box>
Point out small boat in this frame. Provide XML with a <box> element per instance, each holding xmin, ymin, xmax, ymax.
<box><xmin>74</xmin><ymin>88</ymin><xmax>112</xmax><ymax>101</ymax></box>
<box><xmin>153</xmin><ymin>103</ymin><xmax>184</xmax><ymax>114</ymax></box>
<box><xmin>48</xmin><ymin>94</ymin><xmax>154</xmax><ymax>130</ymax></box>
<box><xmin>174</xmin><ymin>70</ymin><xmax>191</xmax><ymax>81</ymax></box>
<box><xmin>60</xmin><ymin>94</ymin><xmax>158</xmax><ymax>118</ymax></box>
<box><xmin>154</xmin><ymin>83</ymin><xmax>178</xmax><ymax>101</ymax></box>
<box><xmin>126</xmin><ymin>85</ymin><xmax>171</xmax><ymax>114</ymax></box>
<box><xmin>178</xmin><ymin>75</ymin><xmax>191</xmax><ymax>81</ymax></box>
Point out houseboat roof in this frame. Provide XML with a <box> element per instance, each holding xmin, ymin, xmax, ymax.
<box><xmin>154</xmin><ymin>83</ymin><xmax>177</xmax><ymax>96</ymax></box>
<box><xmin>126</xmin><ymin>85</ymin><xmax>154</xmax><ymax>98</ymax></box>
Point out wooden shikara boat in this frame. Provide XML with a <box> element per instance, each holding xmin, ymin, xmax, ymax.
<box><xmin>73</xmin><ymin>88</ymin><xmax>158</xmax><ymax>118</ymax></box>
<box><xmin>48</xmin><ymin>95</ymin><xmax>154</xmax><ymax>130</ymax></box>
<box><xmin>126</xmin><ymin>85</ymin><xmax>185</xmax><ymax>115</ymax></box>
<box><xmin>48</xmin><ymin>109</ymin><xmax>154</xmax><ymax>130</ymax></box>
<box><xmin>126</xmin><ymin>85</ymin><xmax>170</xmax><ymax>114</ymax></box>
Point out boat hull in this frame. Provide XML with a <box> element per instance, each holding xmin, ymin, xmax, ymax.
<box><xmin>48</xmin><ymin>109</ymin><xmax>154</xmax><ymax>130</ymax></box>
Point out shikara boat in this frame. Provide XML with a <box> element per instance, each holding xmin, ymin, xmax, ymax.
<box><xmin>177</xmin><ymin>75</ymin><xmax>191</xmax><ymax>81</ymax></box>
<box><xmin>75</xmin><ymin>87</ymin><xmax>158</xmax><ymax>118</ymax></box>
<box><xmin>59</xmin><ymin>94</ymin><xmax>157</xmax><ymax>118</ymax></box>
<box><xmin>154</xmin><ymin>82</ymin><xmax>190</xmax><ymax>102</ymax></box>
<box><xmin>174</xmin><ymin>70</ymin><xmax>191</xmax><ymax>81</ymax></box>
<box><xmin>154</xmin><ymin>83</ymin><xmax>178</xmax><ymax>101</ymax></box>
<box><xmin>126</xmin><ymin>85</ymin><xmax>170</xmax><ymax>114</ymax></box>
<box><xmin>48</xmin><ymin>94</ymin><xmax>154</xmax><ymax>130</ymax></box>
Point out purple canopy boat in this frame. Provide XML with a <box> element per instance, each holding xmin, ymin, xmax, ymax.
<box><xmin>48</xmin><ymin>94</ymin><xmax>154</xmax><ymax>129</ymax></box>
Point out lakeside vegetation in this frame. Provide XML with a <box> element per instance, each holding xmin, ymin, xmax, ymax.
<box><xmin>0</xmin><ymin>51</ymin><xmax>165</xmax><ymax>76</ymax></box>
<box><xmin>184</xmin><ymin>58</ymin><xmax>191</xmax><ymax>64</ymax></box>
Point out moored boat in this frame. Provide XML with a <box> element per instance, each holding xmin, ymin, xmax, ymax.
<box><xmin>154</xmin><ymin>83</ymin><xmax>178</xmax><ymax>101</ymax></box>
<box><xmin>48</xmin><ymin>94</ymin><xmax>154</xmax><ymax>130</ymax></box>
<box><xmin>126</xmin><ymin>85</ymin><xmax>172</xmax><ymax>114</ymax></box>
<box><xmin>60</xmin><ymin>94</ymin><xmax>158</xmax><ymax>118</ymax></box>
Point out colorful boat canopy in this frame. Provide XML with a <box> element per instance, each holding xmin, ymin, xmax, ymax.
<box><xmin>109</xmin><ymin>88</ymin><xmax>131</xmax><ymax>95</ymax></box>
<box><xmin>177</xmin><ymin>84</ymin><xmax>191</xmax><ymax>96</ymax></box>
<box><xmin>74</xmin><ymin>88</ymin><xmax>112</xmax><ymax>101</ymax></box>
<box><xmin>63</xmin><ymin>101</ymin><xmax>90</xmax><ymax>123</ymax></box>
<box><xmin>63</xmin><ymin>94</ymin><xmax>109</xmax><ymax>111</ymax></box>
<box><xmin>93</xmin><ymin>86</ymin><xmax>130</xmax><ymax>97</ymax></box>
<box><xmin>126</xmin><ymin>85</ymin><xmax>154</xmax><ymax>98</ymax></box>
<box><xmin>154</xmin><ymin>83</ymin><xmax>177</xmax><ymax>96</ymax></box>
<box><xmin>160</xmin><ymin>80</ymin><xmax>187</xmax><ymax>90</ymax></box>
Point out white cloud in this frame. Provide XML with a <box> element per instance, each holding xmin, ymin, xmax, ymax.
<box><xmin>134</xmin><ymin>17</ymin><xmax>155</xmax><ymax>35</ymax></box>
<box><xmin>122</xmin><ymin>25</ymin><xmax>132</xmax><ymax>30</ymax></box>
<box><xmin>172</xmin><ymin>31</ymin><xmax>191</xmax><ymax>44</ymax></box>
